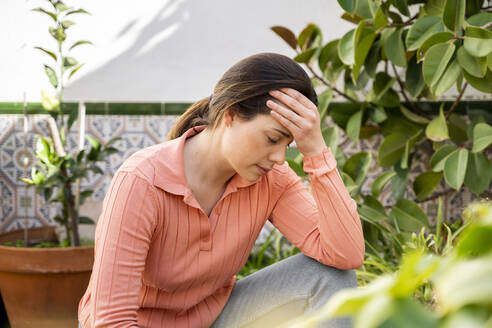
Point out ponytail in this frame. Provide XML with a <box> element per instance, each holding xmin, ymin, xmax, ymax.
<box><xmin>167</xmin><ymin>97</ymin><xmax>211</xmax><ymax>140</ymax></box>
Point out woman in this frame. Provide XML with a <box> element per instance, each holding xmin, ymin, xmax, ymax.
<box><xmin>78</xmin><ymin>53</ymin><xmax>364</xmax><ymax>328</ymax></box>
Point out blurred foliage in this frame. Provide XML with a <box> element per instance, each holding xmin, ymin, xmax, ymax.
<box><xmin>281</xmin><ymin>200</ymin><xmax>492</xmax><ymax>328</ymax></box>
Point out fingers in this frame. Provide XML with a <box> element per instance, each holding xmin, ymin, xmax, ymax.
<box><xmin>266</xmin><ymin>99</ymin><xmax>301</xmax><ymax>129</ymax></box>
<box><xmin>278</xmin><ymin>88</ymin><xmax>317</xmax><ymax>112</ymax></box>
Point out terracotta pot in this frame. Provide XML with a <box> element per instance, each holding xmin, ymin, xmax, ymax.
<box><xmin>0</xmin><ymin>244</ymin><xmax>94</xmax><ymax>328</ymax></box>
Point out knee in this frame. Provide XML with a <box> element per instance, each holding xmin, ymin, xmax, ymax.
<box><xmin>300</xmin><ymin>254</ymin><xmax>358</xmax><ymax>290</ymax></box>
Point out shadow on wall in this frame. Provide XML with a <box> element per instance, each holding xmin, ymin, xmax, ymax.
<box><xmin>63</xmin><ymin>0</ymin><xmax>341</xmax><ymax>102</ymax></box>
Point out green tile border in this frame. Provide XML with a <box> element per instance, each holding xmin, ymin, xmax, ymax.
<box><xmin>0</xmin><ymin>100</ymin><xmax>490</xmax><ymax>116</ymax></box>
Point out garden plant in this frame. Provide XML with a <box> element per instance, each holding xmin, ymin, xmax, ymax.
<box><xmin>19</xmin><ymin>0</ymin><xmax>119</xmax><ymax>247</ymax></box>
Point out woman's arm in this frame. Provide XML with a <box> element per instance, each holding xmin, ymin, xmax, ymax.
<box><xmin>88</xmin><ymin>170</ymin><xmax>160</xmax><ymax>327</ymax></box>
<box><xmin>266</xmin><ymin>88</ymin><xmax>364</xmax><ymax>269</ymax></box>
<box><xmin>269</xmin><ymin>148</ymin><xmax>364</xmax><ymax>270</ymax></box>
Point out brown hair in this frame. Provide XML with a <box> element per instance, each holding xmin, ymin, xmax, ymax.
<box><xmin>167</xmin><ymin>52</ymin><xmax>318</xmax><ymax>140</ymax></box>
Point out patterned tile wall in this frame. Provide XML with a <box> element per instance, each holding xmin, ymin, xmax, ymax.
<box><xmin>0</xmin><ymin>113</ymin><xmax>488</xmax><ymax>233</ymax></box>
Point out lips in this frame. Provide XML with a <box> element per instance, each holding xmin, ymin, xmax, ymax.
<box><xmin>256</xmin><ymin>165</ymin><xmax>271</xmax><ymax>175</ymax></box>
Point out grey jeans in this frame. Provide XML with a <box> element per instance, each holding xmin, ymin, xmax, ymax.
<box><xmin>211</xmin><ymin>253</ymin><xmax>356</xmax><ymax>328</ymax></box>
<box><xmin>78</xmin><ymin>254</ymin><xmax>356</xmax><ymax>328</ymax></box>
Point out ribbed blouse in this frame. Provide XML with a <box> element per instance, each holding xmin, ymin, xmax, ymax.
<box><xmin>78</xmin><ymin>125</ymin><xmax>364</xmax><ymax>328</ymax></box>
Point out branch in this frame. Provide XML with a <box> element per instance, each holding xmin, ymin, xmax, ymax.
<box><xmin>305</xmin><ymin>63</ymin><xmax>361</xmax><ymax>104</ymax></box>
<box><xmin>387</xmin><ymin>13</ymin><xmax>419</xmax><ymax>28</ymax></box>
<box><xmin>445</xmin><ymin>82</ymin><xmax>468</xmax><ymax>120</ymax></box>
<box><xmin>418</xmin><ymin>188</ymin><xmax>456</xmax><ymax>203</ymax></box>
<box><xmin>390</xmin><ymin>64</ymin><xmax>432</xmax><ymax>120</ymax></box>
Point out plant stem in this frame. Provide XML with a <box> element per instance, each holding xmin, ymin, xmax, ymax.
<box><xmin>445</xmin><ymin>83</ymin><xmax>468</xmax><ymax>120</ymax></box>
<box><xmin>418</xmin><ymin>189</ymin><xmax>456</xmax><ymax>203</ymax></box>
<box><xmin>391</xmin><ymin>64</ymin><xmax>432</xmax><ymax>120</ymax></box>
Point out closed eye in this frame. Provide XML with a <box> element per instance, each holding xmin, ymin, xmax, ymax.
<box><xmin>267</xmin><ymin>137</ymin><xmax>279</xmax><ymax>144</ymax></box>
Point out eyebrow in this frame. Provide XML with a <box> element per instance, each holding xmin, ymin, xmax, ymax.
<box><xmin>272</xmin><ymin>128</ymin><xmax>292</xmax><ymax>139</ymax></box>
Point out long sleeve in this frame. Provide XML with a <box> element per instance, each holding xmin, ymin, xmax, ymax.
<box><xmin>269</xmin><ymin>147</ymin><xmax>364</xmax><ymax>269</ymax></box>
<box><xmin>89</xmin><ymin>170</ymin><xmax>160</xmax><ymax>327</ymax></box>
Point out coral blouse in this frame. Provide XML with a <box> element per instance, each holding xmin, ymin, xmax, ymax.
<box><xmin>78</xmin><ymin>125</ymin><xmax>364</xmax><ymax>327</ymax></box>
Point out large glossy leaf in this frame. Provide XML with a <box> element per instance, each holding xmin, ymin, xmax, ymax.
<box><xmin>425</xmin><ymin>106</ymin><xmax>449</xmax><ymax>142</ymax></box>
<box><xmin>368</xmin><ymin>72</ymin><xmax>396</xmax><ymax>102</ymax></box>
<box><xmin>448</xmin><ymin>114</ymin><xmax>469</xmax><ymax>143</ymax></box>
<box><xmin>413</xmin><ymin>171</ymin><xmax>443</xmax><ymax>201</ymax></box>
<box><xmin>430</xmin><ymin>144</ymin><xmax>458</xmax><ymax>172</ymax></box>
<box><xmin>406</xmin><ymin>16</ymin><xmax>444</xmax><ymax>51</ymax></box>
<box><xmin>416</xmin><ymin>32</ymin><xmax>454</xmax><ymax>62</ymax></box>
<box><xmin>393</xmin><ymin>0</ymin><xmax>410</xmax><ymax>16</ymax></box>
<box><xmin>463</xmin><ymin>26</ymin><xmax>492</xmax><ymax>57</ymax></box>
<box><xmin>423</xmin><ymin>42</ymin><xmax>455</xmax><ymax>87</ymax></box>
<box><xmin>270</xmin><ymin>26</ymin><xmax>298</xmax><ymax>50</ymax></box>
<box><xmin>359</xmin><ymin>195</ymin><xmax>387</xmax><ymax>222</ymax></box>
<box><xmin>338</xmin><ymin>29</ymin><xmax>356</xmax><ymax>66</ymax></box>
<box><xmin>385</xmin><ymin>28</ymin><xmax>407</xmax><ymax>67</ymax></box>
<box><xmin>464</xmin><ymin>152</ymin><xmax>492</xmax><ymax>195</ymax></box>
<box><xmin>322</xmin><ymin>125</ymin><xmax>338</xmax><ymax>154</ymax></box>
<box><xmin>405</xmin><ymin>56</ymin><xmax>426</xmax><ymax>98</ymax></box>
<box><xmin>294</xmin><ymin>47</ymin><xmax>318</xmax><ymax>63</ymax></box>
<box><xmin>337</xmin><ymin>0</ymin><xmax>356</xmax><ymax>13</ymax></box>
<box><xmin>443</xmin><ymin>148</ymin><xmax>469</xmax><ymax>190</ymax></box>
<box><xmin>391</xmin><ymin>164</ymin><xmax>409</xmax><ymax>201</ymax></box>
<box><xmin>341</xmin><ymin>172</ymin><xmax>358</xmax><ymax>197</ymax></box>
<box><xmin>365</xmin><ymin>41</ymin><xmax>381</xmax><ymax>78</ymax></box>
<box><xmin>467</xmin><ymin>12</ymin><xmax>492</xmax><ymax>28</ymax></box>
<box><xmin>343</xmin><ymin>151</ymin><xmax>371</xmax><ymax>187</ymax></box>
<box><xmin>374</xmin><ymin>6</ymin><xmax>388</xmax><ymax>29</ymax></box>
<box><xmin>390</xmin><ymin>199</ymin><xmax>429</xmax><ymax>232</ymax></box>
<box><xmin>378</xmin><ymin>134</ymin><xmax>407</xmax><ymax>167</ymax></box>
<box><xmin>355</xmin><ymin>0</ymin><xmax>378</xmax><ymax>19</ymax></box>
<box><xmin>463</xmin><ymin>69</ymin><xmax>492</xmax><ymax>93</ymax></box>
<box><xmin>318</xmin><ymin>88</ymin><xmax>333</xmax><ymax>124</ymax></box>
<box><xmin>297</xmin><ymin>23</ymin><xmax>322</xmax><ymax>50</ymax></box>
<box><xmin>433</xmin><ymin>58</ymin><xmax>461</xmax><ymax>96</ymax></box>
<box><xmin>346</xmin><ymin>108</ymin><xmax>364</xmax><ymax>142</ymax></box>
<box><xmin>371</xmin><ymin>170</ymin><xmax>396</xmax><ymax>197</ymax></box>
<box><xmin>456</xmin><ymin>224</ymin><xmax>492</xmax><ymax>258</ymax></box>
<box><xmin>472</xmin><ymin>123</ymin><xmax>492</xmax><ymax>152</ymax></box>
<box><xmin>318</xmin><ymin>40</ymin><xmax>339</xmax><ymax>71</ymax></box>
<box><xmin>400</xmin><ymin>105</ymin><xmax>429</xmax><ymax>124</ymax></box>
<box><xmin>330</xmin><ymin>103</ymin><xmax>360</xmax><ymax>129</ymax></box>
<box><xmin>353</xmin><ymin>23</ymin><xmax>376</xmax><ymax>82</ymax></box>
<box><xmin>457</xmin><ymin>46</ymin><xmax>487</xmax><ymax>78</ymax></box>
<box><xmin>443</xmin><ymin>0</ymin><xmax>466</xmax><ymax>34</ymax></box>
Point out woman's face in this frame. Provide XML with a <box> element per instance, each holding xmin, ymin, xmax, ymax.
<box><xmin>221</xmin><ymin>111</ymin><xmax>294</xmax><ymax>182</ymax></box>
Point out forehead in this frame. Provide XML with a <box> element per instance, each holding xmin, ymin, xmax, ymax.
<box><xmin>247</xmin><ymin>114</ymin><xmax>291</xmax><ymax>137</ymax></box>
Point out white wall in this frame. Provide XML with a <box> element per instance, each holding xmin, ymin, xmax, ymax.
<box><xmin>1</xmin><ymin>0</ymin><xmax>352</xmax><ymax>102</ymax></box>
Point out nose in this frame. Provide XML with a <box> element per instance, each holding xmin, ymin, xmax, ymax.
<box><xmin>268</xmin><ymin>146</ymin><xmax>286</xmax><ymax>165</ymax></box>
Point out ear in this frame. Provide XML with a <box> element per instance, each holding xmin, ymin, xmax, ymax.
<box><xmin>223</xmin><ymin>107</ymin><xmax>237</xmax><ymax>127</ymax></box>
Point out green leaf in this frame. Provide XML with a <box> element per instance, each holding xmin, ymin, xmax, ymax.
<box><xmin>374</xmin><ymin>6</ymin><xmax>388</xmax><ymax>29</ymax></box>
<box><xmin>488</xmin><ymin>53</ymin><xmax>492</xmax><ymax>71</ymax></box>
<box><xmin>297</xmin><ymin>23</ymin><xmax>322</xmax><ymax>50</ymax></box>
<box><xmin>413</xmin><ymin>171</ymin><xmax>443</xmax><ymax>201</ymax></box>
<box><xmin>63</xmin><ymin>57</ymin><xmax>78</xmax><ymax>68</ymax></box>
<box><xmin>68</xmin><ymin>63</ymin><xmax>84</xmax><ymax>80</ymax></box>
<box><xmin>400</xmin><ymin>105</ymin><xmax>429</xmax><ymax>124</ymax></box>
<box><xmin>393</xmin><ymin>0</ymin><xmax>410</xmax><ymax>16</ymax></box>
<box><xmin>294</xmin><ymin>47</ymin><xmax>318</xmax><ymax>63</ymax></box>
<box><xmin>385</xmin><ymin>28</ymin><xmax>407</xmax><ymax>67</ymax></box>
<box><xmin>343</xmin><ymin>151</ymin><xmax>371</xmax><ymax>187</ymax></box>
<box><xmin>317</xmin><ymin>88</ymin><xmax>332</xmax><ymax>124</ymax></box>
<box><xmin>353</xmin><ymin>23</ymin><xmax>376</xmax><ymax>82</ymax></box>
<box><xmin>371</xmin><ymin>170</ymin><xmax>396</xmax><ymax>197</ymax></box>
<box><xmin>86</xmin><ymin>135</ymin><xmax>100</xmax><ymax>150</ymax></box>
<box><xmin>338</xmin><ymin>29</ymin><xmax>356</xmax><ymax>66</ymax></box>
<box><xmin>391</xmin><ymin>163</ymin><xmax>409</xmax><ymax>201</ymax></box>
<box><xmin>65</xmin><ymin>8</ymin><xmax>90</xmax><ymax>16</ymax></box>
<box><xmin>436</xmin><ymin>257</ymin><xmax>492</xmax><ymax>312</ymax></box>
<box><xmin>425</xmin><ymin>105</ymin><xmax>449</xmax><ymax>142</ymax></box>
<box><xmin>346</xmin><ymin>108</ymin><xmax>364</xmax><ymax>142</ymax></box>
<box><xmin>406</xmin><ymin>16</ymin><xmax>444</xmax><ymax>51</ymax></box>
<box><xmin>69</xmin><ymin>40</ymin><xmax>93</xmax><ymax>51</ymax></box>
<box><xmin>43</xmin><ymin>65</ymin><xmax>58</xmax><ymax>88</ymax></box>
<box><xmin>448</xmin><ymin>114</ymin><xmax>469</xmax><ymax>143</ymax></box>
<box><xmin>433</xmin><ymin>58</ymin><xmax>461</xmax><ymax>96</ymax></box>
<box><xmin>355</xmin><ymin>0</ymin><xmax>378</xmax><ymax>19</ymax></box>
<box><xmin>423</xmin><ymin>0</ymin><xmax>445</xmax><ymax>16</ymax></box>
<box><xmin>61</xmin><ymin>20</ymin><xmax>75</xmax><ymax>29</ymax></box>
<box><xmin>34</xmin><ymin>47</ymin><xmax>57</xmax><ymax>61</ymax></box>
<box><xmin>464</xmin><ymin>152</ymin><xmax>492</xmax><ymax>195</ymax></box>
<box><xmin>49</xmin><ymin>27</ymin><xmax>66</xmax><ymax>43</ymax></box>
<box><xmin>423</xmin><ymin>42</ymin><xmax>455</xmax><ymax>88</ymax></box>
<box><xmin>337</xmin><ymin>0</ymin><xmax>356</xmax><ymax>13</ymax></box>
<box><xmin>416</xmin><ymin>32</ymin><xmax>454</xmax><ymax>63</ymax></box>
<box><xmin>330</xmin><ymin>102</ymin><xmax>360</xmax><ymax>129</ymax></box>
<box><xmin>364</xmin><ymin>41</ymin><xmax>381</xmax><ymax>77</ymax></box>
<box><xmin>472</xmin><ymin>123</ymin><xmax>492</xmax><ymax>152</ymax></box>
<box><xmin>405</xmin><ymin>56</ymin><xmax>426</xmax><ymax>98</ymax></box>
<box><xmin>371</xmin><ymin>106</ymin><xmax>387</xmax><ymax>124</ymax></box>
<box><xmin>79</xmin><ymin>216</ymin><xmax>95</xmax><ymax>224</ymax></box>
<box><xmin>463</xmin><ymin>26</ymin><xmax>492</xmax><ymax>57</ymax></box>
<box><xmin>32</xmin><ymin>7</ymin><xmax>57</xmax><ymax>21</ymax></box>
<box><xmin>369</xmin><ymin>72</ymin><xmax>396</xmax><ymax>102</ymax></box>
<box><xmin>457</xmin><ymin>46</ymin><xmax>487</xmax><ymax>78</ymax></box>
<box><xmin>390</xmin><ymin>199</ymin><xmax>429</xmax><ymax>232</ymax></box>
<box><xmin>467</xmin><ymin>12</ymin><xmax>492</xmax><ymax>28</ymax></box>
<box><xmin>322</xmin><ymin>126</ymin><xmax>338</xmax><ymax>154</ymax></box>
<box><xmin>41</xmin><ymin>90</ymin><xmax>60</xmax><ymax>112</ymax></box>
<box><xmin>341</xmin><ymin>172</ymin><xmax>358</xmax><ymax>196</ymax></box>
<box><xmin>378</xmin><ymin>133</ymin><xmax>407</xmax><ymax>167</ymax></box>
<box><xmin>270</xmin><ymin>26</ymin><xmax>298</xmax><ymax>50</ymax></box>
<box><xmin>443</xmin><ymin>0</ymin><xmax>466</xmax><ymax>34</ymax></box>
<box><xmin>430</xmin><ymin>144</ymin><xmax>458</xmax><ymax>172</ymax></box>
<box><xmin>444</xmin><ymin>148</ymin><xmax>469</xmax><ymax>190</ymax></box>
<box><xmin>463</xmin><ymin>69</ymin><xmax>492</xmax><ymax>93</ymax></box>
<box><xmin>456</xmin><ymin>225</ymin><xmax>492</xmax><ymax>258</ymax></box>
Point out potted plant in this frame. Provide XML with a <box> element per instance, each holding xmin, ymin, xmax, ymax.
<box><xmin>0</xmin><ymin>1</ymin><xmax>118</xmax><ymax>327</ymax></box>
